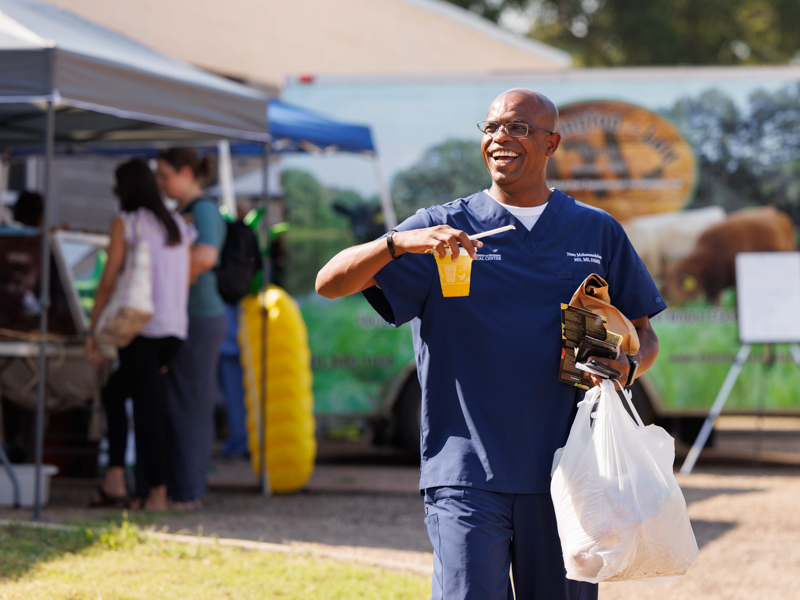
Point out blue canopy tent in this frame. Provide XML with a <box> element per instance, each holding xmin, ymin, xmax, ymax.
<box><xmin>267</xmin><ymin>100</ymin><xmax>375</xmax><ymax>154</ymax></box>
<box><xmin>212</xmin><ymin>100</ymin><xmax>397</xmax><ymax>230</ymax></box>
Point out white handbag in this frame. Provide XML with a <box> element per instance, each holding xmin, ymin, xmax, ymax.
<box><xmin>94</xmin><ymin>213</ymin><xmax>154</xmax><ymax>347</ymax></box>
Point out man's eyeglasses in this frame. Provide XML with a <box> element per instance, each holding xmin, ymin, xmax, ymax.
<box><xmin>477</xmin><ymin>121</ymin><xmax>554</xmax><ymax>138</ymax></box>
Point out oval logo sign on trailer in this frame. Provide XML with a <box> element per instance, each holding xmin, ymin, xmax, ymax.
<box><xmin>547</xmin><ymin>101</ymin><xmax>697</xmax><ymax>222</ymax></box>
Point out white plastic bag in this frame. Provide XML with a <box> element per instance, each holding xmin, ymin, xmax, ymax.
<box><xmin>551</xmin><ymin>380</ymin><xmax>699</xmax><ymax>583</ymax></box>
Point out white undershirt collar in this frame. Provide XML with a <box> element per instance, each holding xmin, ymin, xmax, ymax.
<box><xmin>485</xmin><ymin>190</ymin><xmax>548</xmax><ymax>231</ymax></box>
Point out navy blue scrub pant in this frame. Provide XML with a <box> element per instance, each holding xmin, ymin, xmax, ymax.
<box><xmin>423</xmin><ymin>487</ymin><xmax>598</xmax><ymax>600</ymax></box>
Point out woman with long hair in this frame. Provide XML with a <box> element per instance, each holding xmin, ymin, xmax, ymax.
<box><xmin>87</xmin><ymin>158</ymin><xmax>195</xmax><ymax>511</ymax></box>
<box><xmin>155</xmin><ymin>148</ymin><xmax>227</xmax><ymax>510</ymax></box>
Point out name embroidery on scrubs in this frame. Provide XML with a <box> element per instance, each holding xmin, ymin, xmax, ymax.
<box><xmin>566</xmin><ymin>252</ymin><xmax>602</xmax><ymax>265</ymax></box>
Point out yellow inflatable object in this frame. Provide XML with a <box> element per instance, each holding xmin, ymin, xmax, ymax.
<box><xmin>239</xmin><ymin>286</ymin><xmax>315</xmax><ymax>493</ymax></box>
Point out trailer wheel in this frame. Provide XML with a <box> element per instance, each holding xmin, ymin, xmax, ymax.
<box><xmin>393</xmin><ymin>376</ymin><xmax>421</xmax><ymax>459</ymax></box>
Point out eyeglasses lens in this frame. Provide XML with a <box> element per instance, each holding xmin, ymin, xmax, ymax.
<box><xmin>479</xmin><ymin>122</ymin><xmax>529</xmax><ymax>137</ymax></box>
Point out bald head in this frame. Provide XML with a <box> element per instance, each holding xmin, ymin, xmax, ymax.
<box><xmin>488</xmin><ymin>89</ymin><xmax>558</xmax><ymax>132</ymax></box>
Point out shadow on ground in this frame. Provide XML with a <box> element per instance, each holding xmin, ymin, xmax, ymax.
<box><xmin>0</xmin><ymin>524</ymin><xmax>94</xmax><ymax>581</ymax></box>
<box><xmin>679</xmin><ymin>486</ymin><xmax>761</xmax><ymax>549</ymax></box>
<box><xmin>681</xmin><ymin>486</ymin><xmax>762</xmax><ymax>505</ymax></box>
<box><xmin>689</xmin><ymin>519</ymin><xmax>738</xmax><ymax>549</ymax></box>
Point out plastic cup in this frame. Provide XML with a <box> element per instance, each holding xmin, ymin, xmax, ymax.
<box><xmin>434</xmin><ymin>249</ymin><xmax>473</xmax><ymax>297</ymax></box>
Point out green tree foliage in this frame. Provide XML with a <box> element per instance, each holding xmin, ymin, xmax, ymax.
<box><xmin>444</xmin><ymin>0</ymin><xmax>529</xmax><ymax>23</ymax></box>
<box><xmin>391</xmin><ymin>139</ymin><xmax>491</xmax><ymax>220</ymax></box>
<box><xmin>283</xmin><ymin>169</ymin><xmax>366</xmax><ymax>295</ymax></box>
<box><xmin>443</xmin><ymin>0</ymin><xmax>800</xmax><ymax>67</ymax></box>
<box><xmin>665</xmin><ymin>84</ymin><xmax>800</xmax><ymax>224</ymax></box>
<box><xmin>283</xmin><ymin>169</ymin><xmax>350</xmax><ymax>228</ymax></box>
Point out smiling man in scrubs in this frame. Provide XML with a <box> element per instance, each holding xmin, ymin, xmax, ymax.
<box><xmin>316</xmin><ymin>89</ymin><xmax>664</xmax><ymax>600</ymax></box>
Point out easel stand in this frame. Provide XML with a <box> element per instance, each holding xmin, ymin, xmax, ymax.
<box><xmin>680</xmin><ymin>343</ymin><xmax>800</xmax><ymax>474</ymax></box>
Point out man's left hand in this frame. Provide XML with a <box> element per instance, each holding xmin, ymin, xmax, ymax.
<box><xmin>586</xmin><ymin>353</ymin><xmax>629</xmax><ymax>390</ymax></box>
<box><xmin>586</xmin><ymin>315</ymin><xmax>658</xmax><ymax>390</ymax></box>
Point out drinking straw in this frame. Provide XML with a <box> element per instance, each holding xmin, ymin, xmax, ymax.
<box><xmin>425</xmin><ymin>224</ymin><xmax>516</xmax><ymax>253</ymax></box>
<box><xmin>467</xmin><ymin>225</ymin><xmax>515</xmax><ymax>241</ymax></box>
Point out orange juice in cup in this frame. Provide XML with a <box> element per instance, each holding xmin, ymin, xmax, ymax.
<box><xmin>434</xmin><ymin>249</ymin><xmax>473</xmax><ymax>297</ymax></box>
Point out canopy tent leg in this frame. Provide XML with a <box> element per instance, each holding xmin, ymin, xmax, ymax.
<box><xmin>33</xmin><ymin>100</ymin><xmax>55</xmax><ymax>520</ymax></box>
<box><xmin>259</xmin><ymin>143</ymin><xmax>271</xmax><ymax>497</ymax></box>
<box><xmin>217</xmin><ymin>140</ymin><xmax>237</xmax><ymax>218</ymax></box>
<box><xmin>0</xmin><ymin>153</ymin><xmax>8</xmax><ymax>225</ymax></box>
<box><xmin>372</xmin><ymin>158</ymin><xmax>397</xmax><ymax>231</ymax></box>
<box><xmin>0</xmin><ymin>444</ymin><xmax>20</xmax><ymax>508</ymax></box>
<box><xmin>790</xmin><ymin>344</ymin><xmax>800</xmax><ymax>368</ymax></box>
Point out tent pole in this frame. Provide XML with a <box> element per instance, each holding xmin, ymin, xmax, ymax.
<box><xmin>33</xmin><ymin>100</ymin><xmax>55</xmax><ymax>520</ymax></box>
<box><xmin>217</xmin><ymin>140</ymin><xmax>236</xmax><ymax>217</ymax></box>
<box><xmin>372</xmin><ymin>157</ymin><xmax>397</xmax><ymax>231</ymax></box>
<box><xmin>0</xmin><ymin>153</ymin><xmax>8</xmax><ymax>225</ymax></box>
<box><xmin>259</xmin><ymin>143</ymin><xmax>270</xmax><ymax>497</ymax></box>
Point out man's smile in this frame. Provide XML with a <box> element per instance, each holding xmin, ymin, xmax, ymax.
<box><xmin>489</xmin><ymin>149</ymin><xmax>520</xmax><ymax>167</ymax></box>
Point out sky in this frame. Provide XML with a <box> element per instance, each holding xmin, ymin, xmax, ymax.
<box><xmin>281</xmin><ymin>68</ymin><xmax>798</xmax><ymax>199</ymax></box>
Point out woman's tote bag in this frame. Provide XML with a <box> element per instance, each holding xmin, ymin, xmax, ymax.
<box><xmin>94</xmin><ymin>214</ymin><xmax>154</xmax><ymax>347</ymax></box>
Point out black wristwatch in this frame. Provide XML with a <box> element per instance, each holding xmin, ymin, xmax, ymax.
<box><xmin>625</xmin><ymin>356</ymin><xmax>639</xmax><ymax>388</ymax></box>
<box><xmin>386</xmin><ymin>229</ymin><xmax>402</xmax><ymax>260</ymax></box>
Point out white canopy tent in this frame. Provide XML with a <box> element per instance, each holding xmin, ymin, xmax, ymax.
<box><xmin>0</xmin><ymin>0</ymin><xmax>273</xmax><ymax>518</ymax></box>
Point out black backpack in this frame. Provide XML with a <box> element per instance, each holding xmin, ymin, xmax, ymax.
<box><xmin>216</xmin><ymin>220</ymin><xmax>263</xmax><ymax>304</ymax></box>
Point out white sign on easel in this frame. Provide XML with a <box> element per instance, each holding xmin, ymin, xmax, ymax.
<box><xmin>736</xmin><ymin>253</ymin><xmax>800</xmax><ymax>344</ymax></box>
<box><xmin>680</xmin><ymin>252</ymin><xmax>800</xmax><ymax>474</ymax></box>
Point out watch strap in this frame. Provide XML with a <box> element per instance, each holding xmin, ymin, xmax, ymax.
<box><xmin>386</xmin><ymin>229</ymin><xmax>402</xmax><ymax>260</ymax></box>
<box><xmin>625</xmin><ymin>356</ymin><xmax>639</xmax><ymax>388</ymax></box>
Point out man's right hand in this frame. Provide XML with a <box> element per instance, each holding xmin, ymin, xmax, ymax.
<box><xmin>315</xmin><ymin>225</ymin><xmax>482</xmax><ymax>300</ymax></box>
<box><xmin>393</xmin><ymin>225</ymin><xmax>483</xmax><ymax>260</ymax></box>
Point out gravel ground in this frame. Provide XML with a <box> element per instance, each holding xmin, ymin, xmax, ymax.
<box><xmin>2</xmin><ymin>427</ymin><xmax>799</xmax><ymax>598</ymax></box>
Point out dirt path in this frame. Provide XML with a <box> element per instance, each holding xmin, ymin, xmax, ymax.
<box><xmin>2</xmin><ymin>463</ymin><xmax>799</xmax><ymax>598</ymax></box>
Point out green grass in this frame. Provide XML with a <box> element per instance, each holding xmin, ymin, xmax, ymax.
<box><xmin>0</xmin><ymin>518</ymin><xmax>429</xmax><ymax>600</ymax></box>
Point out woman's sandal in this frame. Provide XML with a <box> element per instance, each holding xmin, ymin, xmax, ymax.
<box><xmin>89</xmin><ymin>486</ymin><xmax>130</xmax><ymax>509</ymax></box>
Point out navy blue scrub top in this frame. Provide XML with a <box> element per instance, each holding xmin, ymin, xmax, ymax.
<box><xmin>363</xmin><ymin>190</ymin><xmax>666</xmax><ymax>494</ymax></box>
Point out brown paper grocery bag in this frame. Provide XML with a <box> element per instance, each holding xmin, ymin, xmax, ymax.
<box><xmin>570</xmin><ymin>273</ymin><xmax>640</xmax><ymax>355</ymax></box>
